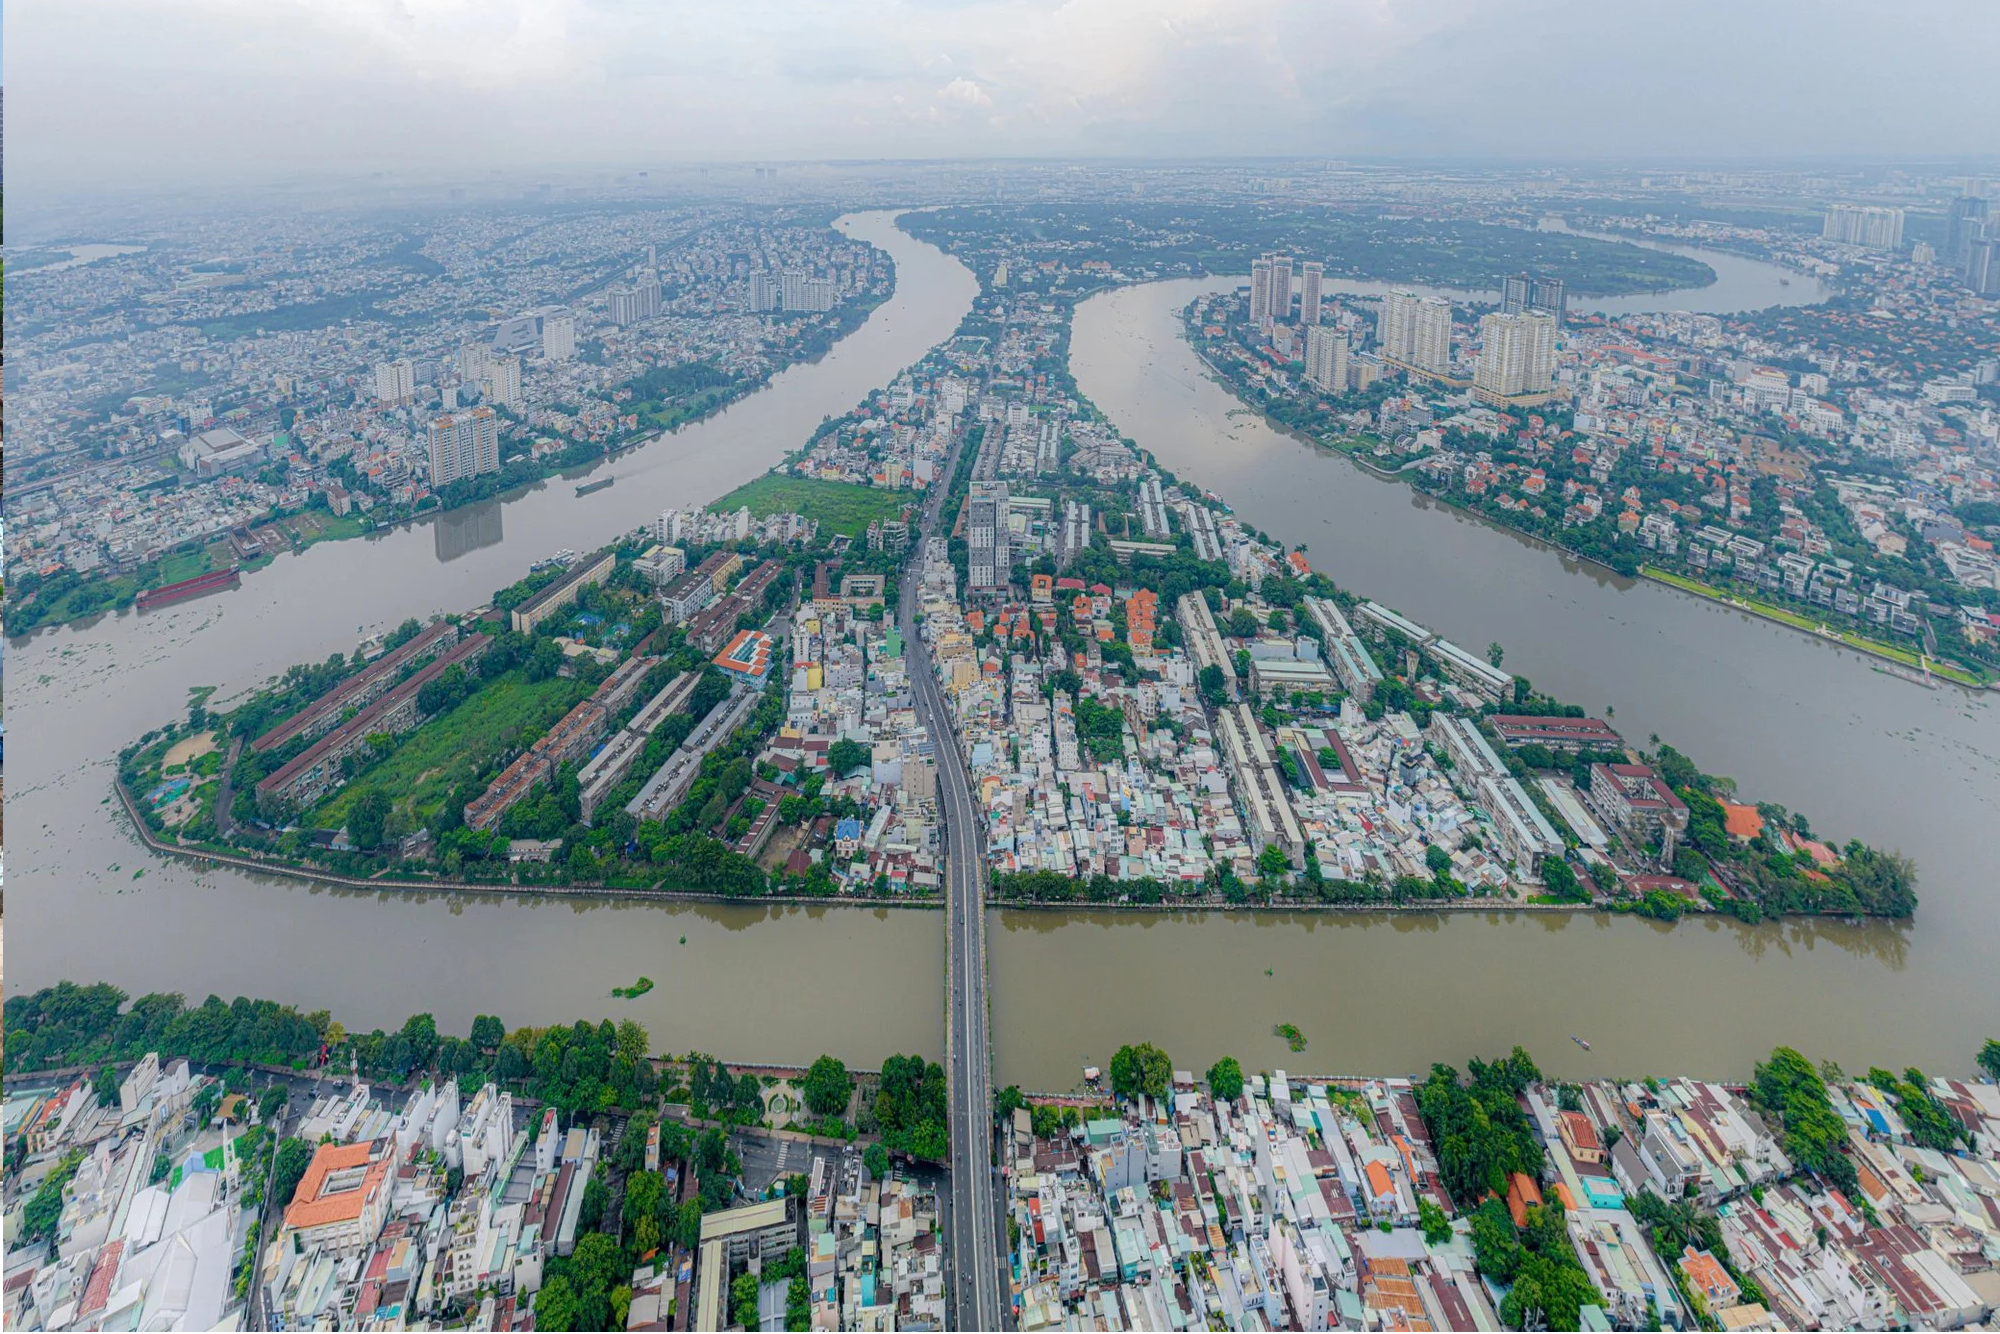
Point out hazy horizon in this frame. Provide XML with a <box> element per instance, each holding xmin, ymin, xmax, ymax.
<box><xmin>7</xmin><ymin>0</ymin><xmax>1999</xmax><ymax>205</ymax></box>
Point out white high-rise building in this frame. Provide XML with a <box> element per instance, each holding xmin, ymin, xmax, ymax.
<box><xmin>609</xmin><ymin>280</ymin><xmax>662</xmax><ymax>326</ymax></box>
<box><xmin>1475</xmin><ymin>311</ymin><xmax>1557</xmax><ymax>399</ymax></box>
<box><xmin>1305</xmin><ymin>325</ymin><xmax>1349</xmax><ymax>393</ymax></box>
<box><xmin>457</xmin><ymin>343</ymin><xmax>491</xmax><ymax>386</ymax></box>
<box><xmin>1249</xmin><ymin>257</ymin><xmax>1273</xmax><ymax>325</ymax></box>
<box><xmin>1267</xmin><ymin>254</ymin><xmax>1293</xmax><ymax>324</ymax></box>
<box><xmin>967</xmin><ymin>482</ymin><xmax>1011</xmax><ymax>590</ymax></box>
<box><xmin>540</xmin><ymin>311</ymin><xmax>576</xmax><ymax>361</ymax></box>
<box><xmin>427</xmin><ymin>407</ymin><xmax>500</xmax><ymax>487</ymax></box>
<box><xmin>1822</xmin><ymin>205</ymin><xmax>1905</xmax><ymax>251</ymax></box>
<box><xmin>1378</xmin><ymin>291</ymin><xmax>1453</xmax><ymax>376</ymax></box>
<box><xmin>749</xmin><ymin>272</ymin><xmax>778</xmax><ymax>312</ymax></box>
<box><xmin>482</xmin><ymin>354</ymin><xmax>523</xmax><ymax>411</ymax></box>
<box><xmin>373</xmin><ymin>358</ymin><xmax>415</xmax><ymax>406</ymax></box>
<box><xmin>1300</xmin><ymin>261</ymin><xmax>1324</xmax><ymax>326</ymax></box>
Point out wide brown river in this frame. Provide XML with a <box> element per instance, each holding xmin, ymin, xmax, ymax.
<box><xmin>5</xmin><ymin>212</ymin><xmax>966</xmax><ymax>1070</ymax></box>
<box><xmin>10</xmin><ymin>216</ymin><xmax>1996</xmax><ymax>1092</ymax></box>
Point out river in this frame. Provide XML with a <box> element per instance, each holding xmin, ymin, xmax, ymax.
<box><xmin>4</xmin><ymin>211</ymin><xmax>974</xmax><ymax>1069</ymax></box>
<box><xmin>13</xmin><ymin>213</ymin><xmax>1993</xmax><ymax>1093</ymax></box>
<box><xmin>1016</xmin><ymin>272</ymin><xmax>2000</xmax><ymax>1093</ymax></box>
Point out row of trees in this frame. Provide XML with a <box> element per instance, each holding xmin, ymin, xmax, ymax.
<box><xmin>3</xmin><ymin>981</ymin><xmax>658</xmax><ymax>1120</ymax></box>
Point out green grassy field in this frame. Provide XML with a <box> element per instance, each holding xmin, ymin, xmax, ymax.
<box><xmin>311</xmin><ymin>669</ymin><xmax>591</xmax><ymax>830</ymax></box>
<box><xmin>1643</xmin><ymin>566</ymin><xmax>1990</xmax><ymax>687</ymax></box>
<box><xmin>712</xmin><ymin>474</ymin><xmax>916</xmax><ymax>537</ymax></box>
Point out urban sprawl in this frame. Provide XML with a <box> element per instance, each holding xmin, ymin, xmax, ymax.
<box><xmin>9</xmin><ymin>162</ymin><xmax>2000</xmax><ymax>1331</ymax></box>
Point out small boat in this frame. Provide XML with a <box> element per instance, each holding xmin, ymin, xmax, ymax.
<box><xmin>1572</xmin><ymin>1035</ymin><xmax>1592</xmax><ymax>1051</ymax></box>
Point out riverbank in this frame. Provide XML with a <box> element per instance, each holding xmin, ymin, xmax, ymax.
<box><xmin>6</xmin><ymin>287</ymin><xmax>894</xmax><ymax>640</ymax></box>
<box><xmin>112</xmin><ymin>774</ymin><xmax>942</xmax><ymax>912</ymax></box>
<box><xmin>1639</xmin><ymin>566</ymin><xmax>1989</xmax><ymax>689</ymax></box>
<box><xmin>1187</xmin><ymin>333</ymin><xmax>1996</xmax><ymax>694</ymax></box>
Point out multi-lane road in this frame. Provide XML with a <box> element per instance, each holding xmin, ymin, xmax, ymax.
<box><xmin>898</xmin><ymin>434</ymin><xmax>1008</xmax><ymax>1331</ymax></box>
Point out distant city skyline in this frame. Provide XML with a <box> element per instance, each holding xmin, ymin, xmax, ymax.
<box><xmin>7</xmin><ymin>0</ymin><xmax>2000</xmax><ymax>196</ymax></box>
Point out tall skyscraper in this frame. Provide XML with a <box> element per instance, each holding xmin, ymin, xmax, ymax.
<box><xmin>372</xmin><ymin>358</ymin><xmax>415</xmax><ymax>406</ymax></box>
<box><xmin>1379</xmin><ymin>291</ymin><xmax>1453</xmax><ymax>376</ymax></box>
<box><xmin>1268</xmin><ymin>254</ymin><xmax>1293</xmax><ymax>323</ymax></box>
<box><xmin>1822</xmin><ymin>205</ymin><xmax>1905</xmax><ymax>250</ymax></box>
<box><xmin>1530</xmin><ymin>276</ymin><xmax>1567</xmax><ymax>327</ymax></box>
<box><xmin>1249</xmin><ymin>257</ymin><xmax>1273</xmax><ymax>325</ymax></box>
<box><xmin>609</xmin><ymin>280</ymin><xmax>662</xmax><ymax>326</ymax></box>
<box><xmin>540</xmin><ymin>311</ymin><xmax>576</xmax><ymax>361</ymax></box>
<box><xmin>1475</xmin><ymin>312</ymin><xmax>1557</xmax><ymax>399</ymax></box>
<box><xmin>1300</xmin><ymin>261</ymin><xmax>1324</xmax><ymax>326</ymax></box>
<box><xmin>1305</xmin><ymin>325</ymin><xmax>1349</xmax><ymax>393</ymax></box>
<box><xmin>967</xmin><ymin>482</ymin><xmax>1011</xmax><ymax>591</ymax></box>
<box><xmin>457</xmin><ymin>343</ymin><xmax>491</xmax><ymax>386</ymax></box>
<box><xmin>1967</xmin><ymin>237</ymin><xmax>2000</xmax><ymax>297</ymax></box>
<box><xmin>428</xmin><ymin>407</ymin><xmax>501</xmax><ymax>487</ymax></box>
<box><xmin>748</xmin><ymin>271</ymin><xmax>777</xmax><ymax>312</ymax></box>
<box><xmin>1500</xmin><ymin>274</ymin><xmax>1532</xmax><ymax>316</ymax></box>
<box><xmin>1946</xmin><ymin>196</ymin><xmax>1991</xmax><ymax>272</ymax></box>
<box><xmin>482</xmin><ymin>355</ymin><xmax>523</xmax><ymax>410</ymax></box>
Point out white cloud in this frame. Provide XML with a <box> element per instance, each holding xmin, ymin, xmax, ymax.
<box><xmin>937</xmin><ymin>77</ymin><xmax>992</xmax><ymax>110</ymax></box>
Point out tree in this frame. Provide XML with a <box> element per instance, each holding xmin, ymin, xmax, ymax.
<box><xmin>623</xmin><ymin>1171</ymin><xmax>665</xmax><ymax>1238</ymax></box>
<box><xmin>580</xmin><ymin>1174</ymin><xmax>610</xmax><ymax>1233</ymax></box>
<box><xmin>347</xmin><ymin>788</ymin><xmax>390</xmax><ymax>850</ymax></box>
<box><xmin>258</xmin><ymin>1083</ymin><xmax>290</xmax><ymax>1126</ymax></box>
<box><xmin>1256</xmin><ymin>844</ymin><xmax>1290</xmax><ymax>879</ymax></box>
<box><xmin>1226</xmin><ymin>606</ymin><xmax>1261</xmax><ymax>639</ymax></box>
<box><xmin>1109</xmin><ymin>1042</ymin><xmax>1173</xmax><ymax>1101</ymax></box>
<box><xmin>826</xmin><ymin>738</ymin><xmax>870</xmax><ymax>776</ymax></box>
<box><xmin>864</xmin><ymin>1142</ymin><xmax>891</xmax><ymax>1180</ymax></box>
<box><xmin>1206</xmin><ymin>1056</ymin><xmax>1245</xmax><ymax>1103</ymax></box>
<box><xmin>732</xmin><ymin>1272</ymin><xmax>760</xmax><ymax>1330</ymax></box>
<box><xmin>1425</xmin><ymin>844</ymin><xmax>1453</xmax><ymax>876</ymax></box>
<box><xmin>470</xmin><ymin>1013</ymin><xmax>506</xmax><ymax>1052</ymax></box>
<box><xmin>271</xmin><ymin>1137</ymin><xmax>314</xmax><ymax>1209</ymax></box>
<box><xmin>1418</xmin><ymin>1198</ymin><xmax>1453</xmax><ymax>1245</ymax></box>
<box><xmin>1469</xmin><ymin>1197</ymin><xmax>1521</xmax><ymax>1281</ymax></box>
<box><xmin>1981</xmin><ymin>1039</ymin><xmax>2000</xmax><ymax>1083</ymax></box>
<box><xmin>801</xmin><ymin>1055</ymin><xmax>854</xmax><ymax>1119</ymax></box>
<box><xmin>1487</xmin><ymin>641</ymin><xmax>1505</xmax><ymax>668</ymax></box>
<box><xmin>533</xmin><ymin>1275</ymin><xmax>580</xmax><ymax>1332</ymax></box>
<box><xmin>1198</xmin><ymin>663</ymin><xmax>1228</xmax><ymax>706</ymax></box>
<box><xmin>1540</xmin><ymin>856</ymin><xmax>1584</xmax><ymax>901</ymax></box>
<box><xmin>94</xmin><ymin>1064</ymin><xmax>122</xmax><ymax>1107</ymax></box>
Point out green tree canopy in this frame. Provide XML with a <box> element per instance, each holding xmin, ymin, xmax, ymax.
<box><xmin>1206</xmin><ymin>1056</ymin><xmax>1245</xmax><ymax>1103</ymax></box>
<box><xmin>1109</xmin><ymin>1042</ymin><xmax>1173</xmax><ymax>1101</ymax></box>
<box><xmin>800</xmin><ymin>1055</ymin><xmax>854</xmax><ymax>1118</ymax></box>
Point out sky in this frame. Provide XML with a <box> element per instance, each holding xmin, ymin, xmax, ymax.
<box><xmin>6</xmin><ymin>0</ymin><xmax>1998</xmax><ymax>192</ymax></box>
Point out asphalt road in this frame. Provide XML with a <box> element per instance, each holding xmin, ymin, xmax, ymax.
<box><xmin>899</xmin><ymin>434</ymin><xmax>1008</xmax><ymax>1332</ymax></box>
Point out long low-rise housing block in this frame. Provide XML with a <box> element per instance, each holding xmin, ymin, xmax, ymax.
<box><xmin>509</xmin><ymin>548</ymin><xmax>615</xmax><ymax>634</ymax></box>
<box><xmin>252</xmin><ymin>619</ymin><xmax>461</xmax><ymax>754</ymax></box>
<box><xmin>464</xmin><ymin>654</ymin><xmax>658</xmax><ymax>831</ymax></box>
<box><xmin>257</xmin><ymin>633</ymin><xmax>492</xmax><ymax>810</ymax></box>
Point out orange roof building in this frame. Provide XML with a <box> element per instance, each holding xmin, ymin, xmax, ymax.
<box><xmin>1505</xmin><ymin>1171</ymin><xmax>1544</xmax><ymax>1228</ymax></box>
<box><xmin>283</xmin><ymin>1140</ymin><xmax>393</xmax><ymax>1256</ymax></box>
<box><xmin>1678</xmin><ymin>1247</ymin><xmax>1742</xmax><ymax>1307</ymax></box>
<box><xmin>1722</xmin><ymin>803</ymin><xmax>1764</xmax><ymax>840</ymax></box>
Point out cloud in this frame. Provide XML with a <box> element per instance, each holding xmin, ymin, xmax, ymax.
<box><xmin>5</xmin><ymin>0</ymin><xmax>1997</xmax><ymax>194</ymax></box>
<box><xmin>937</xmin><ymin>77</ymin><xmax>992</xmax><ymax>110</ymax></box>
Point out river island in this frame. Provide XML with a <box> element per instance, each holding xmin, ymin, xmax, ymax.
<box><xmin>116</xmin><ymin>280</ymin><xmax>1918</xmax><ymax>925</ymax></box>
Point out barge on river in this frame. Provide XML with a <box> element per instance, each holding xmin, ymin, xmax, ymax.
<box><xmin>136</xmin><ymin>566</ymin><xmax>241</xmax><ymax>611</ymax></box>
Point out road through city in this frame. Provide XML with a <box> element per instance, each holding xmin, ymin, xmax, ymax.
<box><xmin>898</xmin><ymin>430</ymin><xmax>1008</xmax><ymax>1331</ymax></box>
